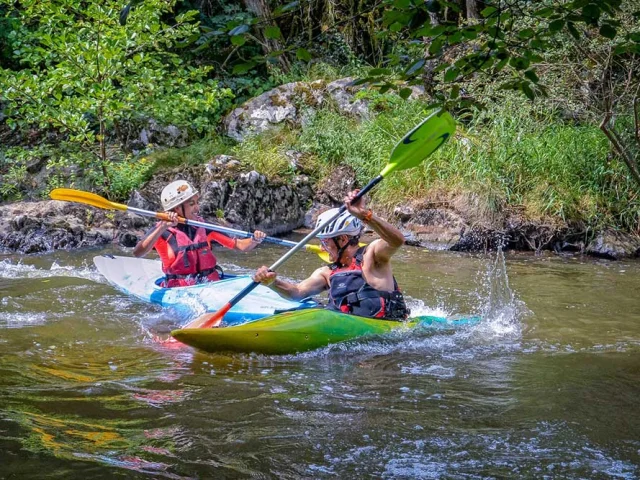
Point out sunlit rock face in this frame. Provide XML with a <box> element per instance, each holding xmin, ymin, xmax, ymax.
<box><xmin>133</xmin><ymin>163</ymin><xmax>314</xmax><ymax>238</ymax></box>
<box><xmin>586</xmin><ymin>230</ymin><xmax>640</xmax><ymax>260</ymax></box>
<box><xmin>223</xmin><ymin>77</ymin><xmax>423</xmax><ymax>142</ymax></box>
<box><xmin>0</xmin><ymin>163</ymin><xmax>314</xmax><ymax>254</ymax></box>
<box><xmin>0</xmin><ymin>201</ymin><xmax>114</xmax><ymax>254</ymax></box>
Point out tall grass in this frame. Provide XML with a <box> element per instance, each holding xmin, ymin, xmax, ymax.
<box><xmin>141</xmin><ymin>93</ymin><xmax>639</xmax><ymax>232</ymax></box>
<box><xmin>149</xmin><ymin>136</ymin><xmax>232</xmax><ymax>170</ymax></box>
<box><xmin>251</xmin><ymin>95</ymin><xmax>639</xmax><ymax>231</ymax></box>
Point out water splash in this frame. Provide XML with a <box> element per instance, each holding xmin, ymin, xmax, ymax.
<box><xmin>0</xmin><ymin>258</ymin><xmax>104</xmax><ymax>283</ymax></box>
<box><xmin>474</xmin><ymin>248</ymin><xmax>528</xmax><ymax>339</ymax></box>
<box><xmin>404</xmin><ymin>299</ymin><xmax>450</xmax><ymax>319</ymax></box>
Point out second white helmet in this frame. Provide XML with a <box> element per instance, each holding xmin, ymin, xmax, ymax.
<box><xmin>316</xmin><ymin>208</ymin><xmax>363</xmax><ymax>239</ymax></box>
<box><xmin>161</xmin><ymin>180</ymin><xmax>198</xmax><ymax>211</ymax></box>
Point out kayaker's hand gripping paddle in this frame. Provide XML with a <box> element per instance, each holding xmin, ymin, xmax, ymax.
<box><xmin>184</xmin><ymin>109</ymin><xmax>456</xmax><ymax>330</ymax></box>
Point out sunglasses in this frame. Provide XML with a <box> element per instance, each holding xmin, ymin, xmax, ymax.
<box><xmin>319</xmin><ymin>238</ymin><xmax>332</xmax><ymax>248</ymax></box>
<box><xmin>320</xmin><ymin>237</ymin><xmax>344</xmax><ymax>248</ymax></box>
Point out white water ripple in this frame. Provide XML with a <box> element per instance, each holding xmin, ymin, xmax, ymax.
<box><xmin>0</xmin><ymin>258</ymin><xmax>104</xmax><ymax>284</ymax></box>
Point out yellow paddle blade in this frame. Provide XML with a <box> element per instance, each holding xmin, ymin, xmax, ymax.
<box><xmin>305</xmin><ymin>242</ymin><xmax>368</xmax><ymax>263</ymax></box>
<box><xmin>305</xmin><ymin>244</ymin><xmax>331</xmax><ymax>263</ymax></box>
<box><xmin>50</xmin><ymin>188</ymin><xmax>127</xmax><ymax>211</ymax></box>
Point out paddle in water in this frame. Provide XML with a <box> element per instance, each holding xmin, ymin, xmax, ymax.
<box><xmin>49</xmin><ymin>188</ymin><xmax>331</xmax><ymax>262</ymax></box>
<box><xmin>183</xmin><ymin>109</ymin><xmax>456</xmax><ymax>330</ymax></box>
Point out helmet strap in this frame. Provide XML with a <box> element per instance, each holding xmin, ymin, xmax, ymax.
<box><xmin>333</xmin><ymin>235</ymin><xmax>360</xmax><ymax>267</ymax></box>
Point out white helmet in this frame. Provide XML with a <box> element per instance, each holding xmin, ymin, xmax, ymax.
<box><xmin>161</xmin><ymin>180</ymin><xmax>198</xmax><ymax>211</ymax></box>
<box><xmin>316</xmin><ymin>208</ymin><xmax>363</xmax><ymax>239</ymax></box>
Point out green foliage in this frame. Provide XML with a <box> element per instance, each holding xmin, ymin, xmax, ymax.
<box><xmin>105</xmin><ymin>156</ymin><xmax>155</xmax><ymax>201</ymax></box>
<box><xmin>369</xmin><ymin>0</ymin><xmax>639</xmax><ymax>104</ymax></box>
<box><xmin>297</xmin><ymin>100</ymin><xmax>428</xmax><ymax>177</ymax></box>
<box><xmin>0</xmin><ymin>146</ymin><xmax>49</xmax><ymax>201</ymax></box>
<box><xmin>148</xmin><ymin>136</ymin><xmax>232</xmax><ymax>170</ymax></box>
<box><xmin>0</xmin><ymin>4</ymin><xmax>20</xmax><ymax>69</ymax></box>
<box><xmin>224</xmin><ymin>96</ymin><xmax>639</xmax><ymax>230</ymax></box>
<box><xmin>231</xmin><ymin>128</ymin><xmax>311</xmax><ymax>179</ymax></box>
<box><xmin>0</xmin><ymin>0</ymin><xmax>233</xmax><ymax>166</ymax></box>
<box><xmin>0</xmin><ymin>163</ymin><xmax>27</xmax><ymax>200</ymax></box>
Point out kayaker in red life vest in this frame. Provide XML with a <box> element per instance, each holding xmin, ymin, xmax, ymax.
<box><xmin>133</xmin><ymin>180</ymin><xmax>266</xmax><ymax>288</ymax></box>
<box><xmin>253</xmin><ymin>189</ymin><xmax>409</xmax><ymax>320</ymax></box>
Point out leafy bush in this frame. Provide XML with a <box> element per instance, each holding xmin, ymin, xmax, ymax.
<box><xmin>224</xmin><ymin>94</ymin><xmax>640</xmax><ymax>231</ymax></box>
<box><xmin>0</xmin><ymin>0</ymin><xmax>234</xmax><ymax>169</ymax></box>
<box><xmin>105</xmin><ymin>157</ymin><xmax>155</xmax><ymax>201</ymax></box>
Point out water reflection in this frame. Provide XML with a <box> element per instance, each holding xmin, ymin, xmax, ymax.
<box><xmin>1</xmin><ymin>246</ymin><xmax>640</xmax><ymax>478</ymax></box>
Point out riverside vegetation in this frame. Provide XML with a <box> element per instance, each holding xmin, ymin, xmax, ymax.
<box><xmin>1</xmin><ymin>0</ymin><xmax>639</xmax><ymax>253</ymax></box>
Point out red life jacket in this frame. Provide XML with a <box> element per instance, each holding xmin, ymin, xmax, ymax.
<box><xmin>327</xmin><ymin>247</ymin><xmax>409</xmax><ymax>321</ymax></box>
<box><xmin>155</xmin><ymin>226</ymin><xmax>221</xmax><ymax>288</ymax></box>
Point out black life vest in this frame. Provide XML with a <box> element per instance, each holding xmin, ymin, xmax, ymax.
<box><xmin>327</xmin><ymin>246</ymin><xmax>409</xmax><ymax>321</ymax></box>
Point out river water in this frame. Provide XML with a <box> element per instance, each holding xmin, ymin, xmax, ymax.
<box><xmin>1</xmin><ymin>243</ymin><xmax>639</xmax><ymax>479</ymax></box>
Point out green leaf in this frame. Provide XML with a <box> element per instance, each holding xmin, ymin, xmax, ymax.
<box><xmin>369</xmin><ymin>68</ymin><xmax>391</xmax><ymax>76</ymax></box>
<box><xmin>232</xmin><ymin>61</ymin><xmax>257</xmax><ymax>74</ymax></box>
<box><xmin>518</xmin><ymin>28</ymin><xmax>535</xmax><ymax>40</ymax></box>
<box><xmin>548</xmin><ymin>19</ymin><xmax>565</xmax><ymax>33</ymax></box>
<box><xmin>444</xmin><ymin>67</ymin><xmax>459</xmax><ymax>82</ymax></box>
<box><xmin>449</xmin><ymin>31</ymin><xmax>463</xmax><ymax>44</ymax></box>
<box><xmin>429</xmin><ymin>37</ymin><xmax>443</xmax><ymax>55</ymax></box>
<box><xmin>398</xmin><ymin>87</ymin><xmax>412</xmax><ymax>99</ymax></box>
<box><xmin>480</xmin><ymin>6</ymin><xmax>497</xmax><ymax>17</ymax></box>
<box><xmin>450</xmin><ymin>84</ymin><xmax>460</xmax><ymax>100</ymax></box>
<box><xmin>494</xmin><ymin>57</ymin><xmax>509</xmax><ymax>72</ymax></box>
<box><xmin>264</xmin><ymin>26</ymin><xmax>282</xmax><ymax>40</ymax></box>
<box><xmin>581</xmin><ymin>3</ymin><xmax>601</xmax><ymax>24</ymax></box>
<box><xmin>462</xmin><ymin>27</ymin><xmax>479</xmax><ymax>40</ymax></box>
<box><xmin>394</xmin><ymin>0</ymin><xmax>412</xmax><ymax>8</ymax></box>
<box><xmin>599</xmin><ymin>24</ymin><xmax>617</xmax><ymax>39</ymax></box>
<box><xmin>176</xmin><ymin>33</ymin><xmax>199</xmax><ymax>48</ymax></box>
<box><xmin>534</xmin><ymin>7</ymin><xmax>555</xmax><ymax>18</ymax></box>
<box><xmin>613</xmin><ymin>44</ymin><xmax>630</xmax><ymax>55</ymax></box>
<box><xmin>524</xmin><ymin>69</ymin><xmax>539</xmax><ymax>83</ymax></box>
<box><xmin>521</xmin><ymin>82</ymin><xmax>535</xmax><ymax>100</ymax></box>
<box><xmin>567</xmin><ymin>22</ymin><xmax>581</xmax><ymax>40</ymax></box>
<box><xmin>231</xmin><ymin>35</ymin><xmax>246</xmax><ymax>46</ymax></box>
<box><xmin>349</xmin><ymin>78</ymin><xmax>370</xmax><ymax>86</ymax></box>
<box><xmin>296</xmin><ymin>47</ymin><xmax>312</xmax><ymax>62</ymax></box>
<box><xmin>405</xmin><ymin>59</ymin><xmax>425</xmax><ymax>76</ymax></box>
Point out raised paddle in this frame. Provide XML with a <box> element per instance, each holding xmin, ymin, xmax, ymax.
<box><xmin>49</xmin><ymin>188</ymin><xmax>331</xmax><ymax>261</ymax></box>
<box><xmin>183</xmin><ymin>109</ymin><xmax>456</xmax><ymax>330</ymax></box>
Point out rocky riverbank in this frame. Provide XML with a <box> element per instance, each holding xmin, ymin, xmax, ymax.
<box><xmin>2</xmin><ymin>158</ymin><xmax>639</xmax><ymax>260</ymax></box>
<box><xmin>2</xmin><ymin>77</ymin><xmax>639</xmax><ymax>260</ymax></box>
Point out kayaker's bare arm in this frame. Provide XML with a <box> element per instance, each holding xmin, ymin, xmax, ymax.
<box><xmin>254</xmin><ymin>265</ymin><xmax>328</xmax><ymax>300</ymax></box>
<box><xmin>133</xmin><ymin>213</ymin><xmax>178</xmax><ymax>257</ymax></box>
<box><xmin>362</xmin><ymin>214</ymin><xmax>405</xmax><ymax>264</ymax></box>
<box><xmin>234</xmin><ymin>230</ymin><xmax>267</xmax><ymax>252</ymax></box>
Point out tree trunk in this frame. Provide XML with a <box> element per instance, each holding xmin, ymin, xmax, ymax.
<box><xmin>243</xmin><ymin>0</ymin><xmax>291</xmax><ymax>72</ymax></box>
<box><xmin>466</xmin><ymin>0</ymin><xmax>483</xmax><ymax>20</ymax></box>
<box><xmin>421</xmin><ymin>12</ymin><xmax>441</xmax><ymax>96</ymax></box>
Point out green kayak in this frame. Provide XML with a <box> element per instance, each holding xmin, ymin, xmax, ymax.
<box><xmin>171</xmin><ymin>308</ymin><xmax>478</xmax><ymax>355</ymax></box>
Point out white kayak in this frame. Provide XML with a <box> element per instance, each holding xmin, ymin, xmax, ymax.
<box><xmin>93</xmin><ymin>255</ymin><xmax>315</xmax><ymax>325</ymax></box>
